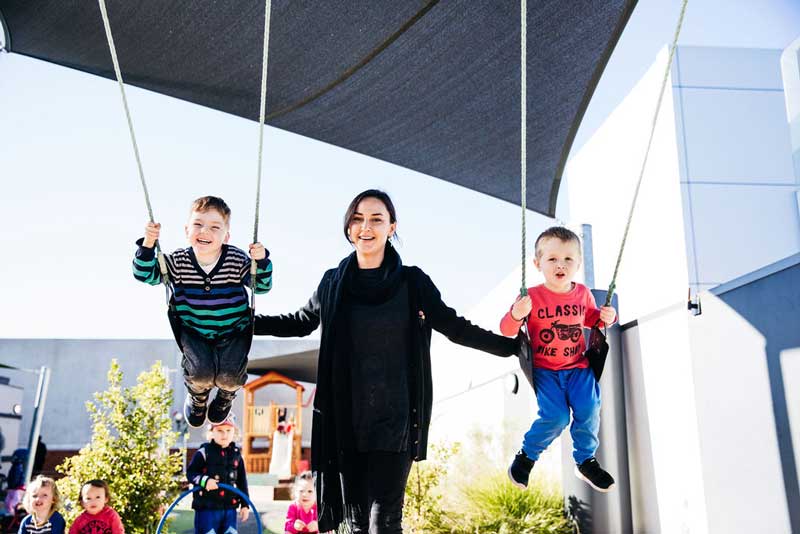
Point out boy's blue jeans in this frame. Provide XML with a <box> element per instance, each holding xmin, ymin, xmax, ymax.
<box><xmin>194</xmin><ymin>508</ymin><xmax>238</xmax><ymax>534</ymax></box>
<box><xmin>522</xmin><ymin>367</ymin><xmax>601</xmax><ymax>465</ymax></box>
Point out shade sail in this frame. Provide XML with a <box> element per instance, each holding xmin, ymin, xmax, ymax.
<box><xmin>0</xmin><ymin>1</ymin><xmax>635</xmax><ymax>216</ymax></box>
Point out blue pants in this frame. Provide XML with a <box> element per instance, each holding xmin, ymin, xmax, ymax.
<box><xmin>194</xmin><ymin>509</ymin><xmax>238</xmax><ymax>534</ymax></box>
<box><xmin>522</xmin><ymin>367</ymin><xmax>601</xmax><ymax>465</ymax></box>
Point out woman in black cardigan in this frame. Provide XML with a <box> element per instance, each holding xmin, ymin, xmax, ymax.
<box><xmin>254</xmin><ymin>189</ymin><xmax>517</xmax><ymax>533</ymax></box>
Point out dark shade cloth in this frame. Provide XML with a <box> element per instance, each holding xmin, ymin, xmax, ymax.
<box><xmin>0</xmin><ymin>1</ymin><xmax>636</xmax><ymax>216</ymax></box>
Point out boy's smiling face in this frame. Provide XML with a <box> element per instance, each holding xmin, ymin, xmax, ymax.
<box><xmin>534</xmin><ymin>237</ymin><xmax>582</xmax><ymax>293</ymax></box>
<box><xmin>185</xmin><ymin>208</ymin><xmax>230</xmax><ymax>258</ymax></box>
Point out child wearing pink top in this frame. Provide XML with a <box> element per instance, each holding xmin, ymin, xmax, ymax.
<box><xmin>284</xmin><ymin>471</ymin><xmax>318</xmax><ymax>534</ymax></box>
<box><xmin>501</xmin><ymin>227</ymin><xmax>617</xmax><ymax>493</ymax></box>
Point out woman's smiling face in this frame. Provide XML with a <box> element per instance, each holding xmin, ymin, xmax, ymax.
<box><xmin>347</xmin><ymin>197</ymin><xmax>396</xmax><ymax>260</ymax></box>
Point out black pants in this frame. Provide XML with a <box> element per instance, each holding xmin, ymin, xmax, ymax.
<box><xmin>180</xmin><ymin>327</ymin><xmax>250</xmax><ymax>394</ymax></box>
<box><xmin>342</xmin><ymin>450</ymin><xmax>414</xmax><ymax>534</ymax></box>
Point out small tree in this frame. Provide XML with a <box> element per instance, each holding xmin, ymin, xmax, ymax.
<box><xmin>57</xmin><ymin>360</ymin><xmax>183</xmax><ymax>534</ymax></box>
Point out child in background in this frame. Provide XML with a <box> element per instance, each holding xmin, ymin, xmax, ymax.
<box><xmin>69</xmin><ymin>480</ymin><xmax>124</xmax><ymax>534</ymax></box>
<box><xmin>18</xmin><ymin>476</ymin><xmax>65</xmax><ymax>534</ymax></box>
<box><xmin>186</xmin><ymin>414</ymin><xmax>249</xmax><ymax>534</ymax></box>
<box><xmin>500</xmin><ymin>226</ymin><xmax>617</xmax><ymax>493</ymax></box>
<box><xmin>284</xmin><ymin>472</ymin><xmax>318</xmax><ymax>534</ymax></box>
<box><xmin>133</xmin><ymin>196</ymin><xmax>273</xmax><ymax>427</ymax></box>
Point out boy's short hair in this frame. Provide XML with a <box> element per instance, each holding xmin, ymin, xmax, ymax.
<box><xmin>534</xmin><ymin>226</ymin><xmax>581</xmax><ymax>259</ymax></box>
<box><xmin>190</xmin><ymin>196</ymin><xmax>231</xmax><ymax>224</ymax></box>
<box><xmin>24</xmin><ymin>475</ymin><xmax>61</xmax><ymax>513</ymax></box>
<box><xmin>80</xmin><ymin>479</ymin><xmax>112</xmax><ymax>508</ymax></box>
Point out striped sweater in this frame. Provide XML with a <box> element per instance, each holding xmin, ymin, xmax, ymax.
<box><xmin>133</xmin><ymin>239</ymin><xmax>273</xmax><ymax>338</ymax></box>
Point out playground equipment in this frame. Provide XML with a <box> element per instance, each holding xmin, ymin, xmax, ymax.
<box><xmin>242</xmin><ymin>371</ymin><xmax>305</xmax><ymax>478</ymax></box>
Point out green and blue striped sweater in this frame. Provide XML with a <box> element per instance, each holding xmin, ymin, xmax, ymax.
<box><xmin>133</xmin><ymin>239</ymin><xmax>273</xmax><ymax>338</ymax></box>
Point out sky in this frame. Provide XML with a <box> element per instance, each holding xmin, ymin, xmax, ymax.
<box><xmin>1</xmin><ymin>0</ymin><xmax>799</xmax><ymax>339</ymax></box>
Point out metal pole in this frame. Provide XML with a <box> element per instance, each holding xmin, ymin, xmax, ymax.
<box><xmin>24</xmin><ymin>366</ymin><xmax>51</xmax><ymax>483</ymax></box>
<box><xmin>582</xmin><ymin>223</ymin><xmax>595</xmax><ymax>290</ymax></box>
<box><xmin>561</xmin><ymin>291</ymin><xmax>632</xmax><ymax>533</ymax></box>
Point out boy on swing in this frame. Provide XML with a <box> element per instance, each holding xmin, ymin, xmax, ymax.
<box><xmin>133</xmin><ymin>196</ymin><xmax>273</xmax><ymax>427</ymax></box>
<box><xmin>500</xmin><ymin>226</ymin><xmax>617</xmax><ymax>492</ymax></box>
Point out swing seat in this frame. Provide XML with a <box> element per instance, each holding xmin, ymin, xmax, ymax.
<box><xmin>516</xmin><ymin>326</ymin><xmax>535</xmax><ymax>390</ymax></box>
<box><xmin>585</xmin><ymin>326</ymin><xmax>609</xmax><ymax>381</ymax></box>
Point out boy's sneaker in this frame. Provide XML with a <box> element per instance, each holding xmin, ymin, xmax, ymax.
<box><xmin>184</xmin><ymin>393</ymin><xmax>208</xmax><ymax>428</ymax></box>
<box><xmin>508</xmin><ymin>450</ymin><xmax>536</xmax><ymax>489</ymax></box>
<box><xmin>575</xmin><ymin>457</ymin><xmax>615</xmax><ymax>492</ymax></box>
<box><xmin>207</xmin><ymin>389</ymin><xmax>236</xmax><ymax>424</ymax></box>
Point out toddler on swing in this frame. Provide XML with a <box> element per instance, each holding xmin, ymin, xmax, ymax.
<box><xmin>500</xmin><ymin>226</ymin><xmax>617</xmax><ymax>492</ymax></box>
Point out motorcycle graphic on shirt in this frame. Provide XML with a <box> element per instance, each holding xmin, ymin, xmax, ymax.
<box><xmin>539</xmin><ymin>320</ymin><xmax>582</xmax><ymax>344</ymax></box>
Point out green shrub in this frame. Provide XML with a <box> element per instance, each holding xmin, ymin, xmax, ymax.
<box><xmin>57</xmin><ymin>360</ymin><xmax>184</xmax><ymax>534</ymax></box>
<box><xmin>457</xmin><ymin>473</ymin><xmax>574</xmax><ymax>534</ymax></box>
<box><xmin>402</xmin><ymin>428</ymin><xmax>574</xmax><ymax>534</ymax></box>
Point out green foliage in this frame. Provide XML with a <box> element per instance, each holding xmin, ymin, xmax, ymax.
<box><xmin>404</xmin><ymin>442</ymin><xmax>461</xmax><ymax>532</ymax></box>
<box><xmin>456</xmin><ymin>474</ymin><xmax>574</xmax><ymax>534</ymax></box>
<box><xmin>402</xmin><ymin>430</ymin><xmax>574</xmax><ymax>534</ymax></box>
<box><xmin>57</xmin><ymin>360</ymin><xmax>184</xmax><ymax>534</ymax></box>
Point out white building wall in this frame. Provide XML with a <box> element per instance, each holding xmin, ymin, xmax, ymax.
<box><xmin>674</xmin><ymin>46</ymin><xmax>800</xmax><ymax>293</ymax></box>
<box><xmin>782</xmin><ymin>36</ymin><xmax>800</xmax><ymax>182</ymax></box>
<box><xmin>564</xmin><ymin>48</ymin><xmax>708</xmax><ymax>532</ymax></box>
<box><xmin>563</xmin><ymin>43</ymin><xmax>800</xmax><ymax>533</ymax></box>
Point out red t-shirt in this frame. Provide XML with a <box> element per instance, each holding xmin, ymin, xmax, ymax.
<box><xmin>500</xmin><ymin>283</ymin><xmax>604</xmax><ymax>371</ymax></box>
<box><xmin>69</xmin><ymin>507</ymin><xmax>124</xmax><ymax>534</ymax></box>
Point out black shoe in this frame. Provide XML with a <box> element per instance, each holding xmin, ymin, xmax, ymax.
<box><xmin>184</xmin><ymin>392</ymin><xmax>208</xmax><ymax>428</ymax></box>
<box><xmin>207</xmin><ymin>389</ymin><xmax>236</xmax><ymax>424</ymax></box>
<box><xmin>508</xmin><ymin>450</ymin><xmax>535</xmax><ymax>489</ymax></box>
<box><xmin>575</xmin><ymin>458</ymin><xmax>615</xmax><ymax>492</ymax></box>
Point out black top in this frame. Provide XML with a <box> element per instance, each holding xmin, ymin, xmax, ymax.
<box><xmin>349</xmin><ymin>268</ymin><xmax>410</xmax><ymax>452</ymax></box>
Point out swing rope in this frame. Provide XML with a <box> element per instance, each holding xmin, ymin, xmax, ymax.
<box><xmin>519</xmin><ymin>0</ymin><xmax>528</xmax><ymax>298</ymax></box>
<box><xmin>603</xmin><ymin>0</ymin><xmax>688</xmax><ymax>307</ymax></box>
<box><xmin>250</xmin><ymin>0</ymin><xmax>273</xmax><ymax>310</ymax></box>
<box><xmin>97</xmin><ymin>0</ymin><xmax>169</xmax><ymax>287</ymax></box>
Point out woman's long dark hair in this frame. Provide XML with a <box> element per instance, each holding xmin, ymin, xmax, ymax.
<box><xmin>342</xmin><ymin>189</ymin><xmax>399</xmax><ymax>246</ymax></box>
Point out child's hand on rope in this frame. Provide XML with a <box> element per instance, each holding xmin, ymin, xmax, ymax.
<box><xmin>249</xmin><ymin>242</ymin><xmax>267</xmax><ymax>261</ymax></box>
<box><xmin>239</xmin><ymin>506</ymin><xmax>250</xmax><ymax>522</ymax></box>
<box><xmin>143</xmin><ymin>221</ymin><xmax>161</xmax><ymax>248</ymax></box>
<box><xmin>599</xmin><ymin>306</ymin><xmax>616</xmax><ymax>326</ymax></box>
<box><xmin>511</xmin><ymin>295</ymin><xmax>532</xmax><ymax>321</ymax></box>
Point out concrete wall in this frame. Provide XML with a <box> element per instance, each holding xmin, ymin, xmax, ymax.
<box><xmin>620</xmin><ymin>254</ymin><xmax>800</xmax><ymax>533</ymax></box>
<box><xmin>782</xmin><ymin>36</ymin><xmax>800</xmax><ymax>181</ymax></box>
<box><xmin>673</xmin><ymin>46</ymin><xmax>800</xmax><ymax>293</ymax></box>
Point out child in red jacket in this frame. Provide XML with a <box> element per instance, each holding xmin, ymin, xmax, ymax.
<box><xmin>68</xmin><ymin>480</ymin><xmax>124</xmax><ymax>534</ymax></box>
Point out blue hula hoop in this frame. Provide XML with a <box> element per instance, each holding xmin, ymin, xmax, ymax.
<box><xmin>156</xmin><ymin>483</ymin><xmax>263</xmax><ymax>534</ymax></box>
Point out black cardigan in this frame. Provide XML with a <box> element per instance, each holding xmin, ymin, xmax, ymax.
<box><xmin>254</xmin><ymin>252</ymin><xmax>516</xmax><ymax>530</ymax></box>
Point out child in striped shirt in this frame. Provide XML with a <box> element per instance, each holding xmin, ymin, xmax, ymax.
<box><xmin>18</xmin><ymin>476</ymin><xmax>65</xmax><ymax>534</ymax></box>
<box><xmin>133</xmin><ymin>196</ymin><xmax>273</xmax><ymax>427</ymax></box>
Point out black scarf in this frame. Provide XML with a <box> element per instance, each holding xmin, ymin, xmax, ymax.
<box><xmin>345</xmin><ymin>243</ymin><xmax>405</xmax><ymax>305</ymax></box>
